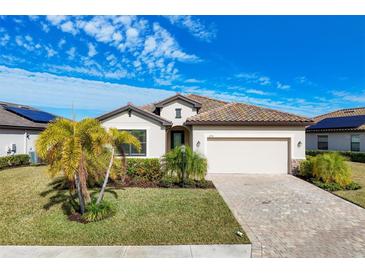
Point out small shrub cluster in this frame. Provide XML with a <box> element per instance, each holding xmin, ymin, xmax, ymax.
<box><xmin>126</xmin><ymin>158</ymin><xmax>163</xmax><ymax>183</ymax></box>
<box><xmin>299</xmin><ymin>152</ymin><xmax>360</xmax><ymax>191</ymax></box>
<box><xmin>115</xmin><ymin>156</ymin><xmax>211</xmax><ymax>189</ymax></box>
<box><xmin>306</xmin><ymin>150</ymin><xmax>365</xmax><ymax>163</ymax></box>
<box><xmin>0</xmin><ymin>154</ymin><xmax>30</xmax><ymax>170</ymax></box>
<box><xmin>122</xmin><ymin>176</ymin><xmax>159</xmax><ymax>188</ymax></box>
<box><xmin>82</xmin><ymin>199</ymin><xmax>116</xmax><ymax>223</ymax></box>
<box><xmin>312</xmin><ymin>180</ymin><xmax>361</xmax><ymax>192</ymax></box>
<box><xmin>158</xmin><ymin>175</ymin><xmax>214</xmax><ymax>189</ymax></box>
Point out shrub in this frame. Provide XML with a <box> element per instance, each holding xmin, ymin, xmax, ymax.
<box><xmin>312</xmin><ymin>180</ymin><xmax>343</xmax><ymax>191</ymax></box>
<box><xmin>83</xmin><ymin>199</ymin><xmax>116</xmax><ymax>222</ymax></box>
<box><xmin>195</xmin><ymin>179</ymin><xmax>214</xmax><ymax>189</ymax></box>
<box><xmin>299</xmin><ymin>156</ymin><xmax>314</xmax><ymax>178</ymax></box>
<box><xmin>158</xmin><ymin>175</ymin><xmax>179</xmax><ymax>188</ymax></box>
<box><xmin>312</xmin><ymin>180</ymin><xmax>361</xmax><ymax>191</ymax></box>
<box><xmin>158</xmin><ymin>175</ymin><xmax>214</xmax><ymax>189</ymax></box>
<box><xmin>312</xmin><ymin>153</ymin><xmax>352</xmax><ymax>187</ymax></box>
<box><xmin>122</xmin><ymin>176</ymin><xmax>159</xmax><ymax>188</ymax></box>
<box><xmin>345</xmin><ymin>181</ymin><xmax>361</xmax><ymax>191</ymax></box>
<box><xmin>161</xmin><ymin>145</ymin><xmax>207</xmax><ymax>183</ymax></box>
<box><xmin>126</xmin><ymin>158</ymin><xmax>162</xmax><ymax>182</ymax></box>
<box><xmin>0</xmin><ymin>154</ymin><xmax>30</xmax><ymax>170</ymax></box>
<box><xmin>306</xmin><ymin>150</ymin><xmax>365</xmax><ymax>163</ymax></box>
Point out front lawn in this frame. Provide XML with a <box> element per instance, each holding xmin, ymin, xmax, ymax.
<box><xmin>334</xmin><ymin>161</ymin><xmax>365</xmax><ymax>208</ymax></box>
<box><xmin>0</xmin><ymin>166</ymin><xmax>249</xmax><ymax>245</ymax></box>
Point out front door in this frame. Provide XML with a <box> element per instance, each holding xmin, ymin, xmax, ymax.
<box><xmin>171</xmin><ymin>131</ymin><xmax>185</xmax><ymax>149</ymax></box>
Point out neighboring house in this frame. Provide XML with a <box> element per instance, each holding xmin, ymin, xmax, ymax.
<box><xmin>0</xmin><ymin>101</ymin><xmax>56</xmax><ymax>158</ymax></box>
<box><xmin>98</xmin><ymin>93</ymin><xmax>312</xmax><ymax>174</ymax></box>
<box><xmin>306</xmin><ymin>107</ymin><xmax>365</xmax><ymax>152</ymax></box>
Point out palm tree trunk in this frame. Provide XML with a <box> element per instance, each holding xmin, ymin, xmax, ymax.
<box><xmin>79</xmin><ymin>154</ymin><xmax>91</xmax><ymax>203</ymax></box>
<box><xmin>96</xmin><ymin>147</ymin><xmax>114</xmax><ymax>204</ymax></box>
<box><xmin>120</xmin><ymin>148</ymin><xmax>127</xmax><ymax>183</ymax></box>
<box><xmin>75</xmin><ymin>174</ymin><xmax>85</xmax><ymax>214</ymax></box>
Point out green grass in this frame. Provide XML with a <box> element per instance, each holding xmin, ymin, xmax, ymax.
<box><xmin>334</xmin><ymin>161</ymin><xmax>365</xmax><ymax>208</ymax></box>
<box><xmin>0</xmin><ymin>166</ymin><xmax>249</xmax><ymax>245</ymax></box>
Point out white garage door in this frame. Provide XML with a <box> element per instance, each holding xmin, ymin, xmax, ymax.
<box><xmin>207</xmin><ymin>138</ymin><xmax>289</xmax><ymax>174</ymax></box>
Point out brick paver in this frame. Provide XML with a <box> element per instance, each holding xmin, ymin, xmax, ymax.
<box><xmin>209</xmin><ymin>174</ymin><xmax>365</xmax><ymax>258</ymax></box>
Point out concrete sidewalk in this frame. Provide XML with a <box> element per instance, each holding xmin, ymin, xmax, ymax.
<box><xmin>0</xmin><ymin>244</ymin><xmax>251</xmax><ymax>258</ymax></box>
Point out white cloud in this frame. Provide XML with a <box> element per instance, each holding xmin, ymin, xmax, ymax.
<box><xmin>332</xmin><ymin>90</ymin><xmax>365</xmax><ymax>103</ymax></box>
<box><xmin>60</xmin><ymin>21</ymin><xmax>77</xmax><ymax>35</ymax></box>
<box><xmin>0</xmin><ymin>33</ymin><xmax>10</xmax><ymax>46</ymax></box>
<box><xmin>126</xmin><ymin>27</ymin><xmax>139</xmax><ymax>39</ymax></box>
<box><xmin>295</xmin><ymin>76</ymin><xmax>315</xmax><ymax>86</ymax></box>
<box><xmin>45</xmin><ymin>46</ymin><xmax>57</xmax><ymax>57</ymax></box>
<box><xmin>258</xmin><ymin>76</ymin><xmax>271</xmax><ymax>86</ymax></box>
<box><xmin>235</xmin><ymin>72</ymin><xmax>271</xmax><ymax>86</ymax></box>
<box><xmin>37</xmin><ymin>16</ymin><xmax>200</xmax><ymax>85</ymax></box>
<box><xmin>185</xmin><ymin>78</ymin><xmax>204</xmax><ymax>84</ymax></box>
<box><xmin>276</xmin><ymin>81</ymin><xmax>291</xmax><ymax>90</ymax></box>
<box><xmin>58</xmin><ymin>39</ymin><xmax>66</xmax><ymax>48</ymax></box>
<box><xmin>87</xmin><ymin>43</ymin><xmax>97</xmax><ymax>57</ymax></box>
<box><xmin>46</xmin><ymin>15</ymin><xmax>67</xmax><ymax>25</ymax></box>
<box><xmin>66</xmin><ymin>47</ymin><xmax>76</xmax><ymax>59</ymax></box>
<box><xmin>165</xmin><ymin>16</ymin><xmax>216</xmax><ymax>42</ymax></box>
<box><xmin>0</xmin><ymin>66</ymin><xmax>175</xmax><ymax>118</ymax></box>
<box><xmin>40</xmin><ymin>22</ymin><xmax>50</xmax><ymax>33</ymax></box>
<box><xmin>246</xmin><ymin>89</ymin><xmax>268</xmax><ymax>95</ymax></box>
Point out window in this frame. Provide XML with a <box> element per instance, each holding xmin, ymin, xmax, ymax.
<box><xmin>317</xmin><ymin>135</ymin><xmax>328</xmax><ymax>150</ymax></box>
<box><xmin>120</xmin><ymin>130</ymin><xmax>146</xmax><ymax>156</ymax></box>
<box><xmin>351</xmin><ymin>135</ymin><xmax>360</xmax><ymax>152</ymax></box>
<box><xmin>175</xmin><ymin>108</ymin><xmax>182</xmax><ymax>118</ymax></box>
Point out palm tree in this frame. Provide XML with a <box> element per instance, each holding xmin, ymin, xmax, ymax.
<box><xmin>161</xmin><ymin>145</ymin><xmax>207</xmax><ymax>184</ymax></box>
<box><xmin>96</xmin><ymin>128</ymin><xmax>141</xmax><ymax>204</ymax></box>
<box><xmin>36</xmin><ymin>118</ymin><xmax>109</xmax><ymax>214</ymax></box>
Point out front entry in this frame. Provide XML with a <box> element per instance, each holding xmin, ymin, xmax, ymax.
<box><xmin>171</xmin><ymin>130</ymin><xmax>185</xmax><ymax>149</ymax></box>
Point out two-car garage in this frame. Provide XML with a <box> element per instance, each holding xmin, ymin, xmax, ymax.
<box><xmin>206</xmin><ymin>137</ymin><xmax>290</xmax><ymax>174</ymax></box>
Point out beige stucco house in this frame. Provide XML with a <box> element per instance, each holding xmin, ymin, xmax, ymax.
<box><xmin>306</xmin><ymin>107</ymin><xmax>365</xmax><ymax>152</ymax></box>
<box><xmin>98</xmin><ymin>93</ymin><xmax>312</xmax><ymax>174</ymax></box>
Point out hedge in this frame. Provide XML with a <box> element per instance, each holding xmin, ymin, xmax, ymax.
<box><xmin>0</xmin><ymin>154</ymin><xmax>31</xmax><ymax>170</ymax></box>
<box><xmin>306</xmin><ymin>150</ymin><xmax>365</xmax><ymax>163</ymax></box>
<box><xmin>125</xmin><ymin>158</ymin><xmax>163</xmax><ymax>183</ymax></box>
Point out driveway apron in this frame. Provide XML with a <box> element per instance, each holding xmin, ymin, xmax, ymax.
<box><xmin>209</xmin><ymin>174</ymin><xmax>365</xmax><ymax>257</ymax></box>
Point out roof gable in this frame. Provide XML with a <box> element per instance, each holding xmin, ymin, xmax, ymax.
<box><xmin>154</xmin><ymin>94</ymin><xmax>202</xmax><ymax>108</ymax></box>
<box><xmin>96</xmin><ymin>104</ymin><xmax>172</xmax><ymax>126</ymax></box>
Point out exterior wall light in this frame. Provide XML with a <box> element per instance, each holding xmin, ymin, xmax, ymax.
<box><xmin>297</xmin><ymin>141</ymin><xmax>302</xmax><ymax>147</ymax></box>
<box><xmin>196</xmin><ymin>141</ymin><xmax>201</xmax><ymax>147</ymax></box>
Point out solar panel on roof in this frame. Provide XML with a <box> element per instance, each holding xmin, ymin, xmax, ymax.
<box><xmin>4</xmin><ymin>106</ymin><xmax>56</xmax><ymax>123</ymax></box>
<box><xmin>308</xmin><ymin>115</ymin><xmax>365</xmax><ymax>130</ymax></box>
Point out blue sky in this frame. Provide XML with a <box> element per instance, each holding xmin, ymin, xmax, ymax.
<box><xmin>0</xmin><ymin>15</ymin><xmax>364</xmax><ymax>119</ymax></box>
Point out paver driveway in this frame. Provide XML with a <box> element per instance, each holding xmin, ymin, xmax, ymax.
<box><xmin>208</xmin><ymin>174</ymin><xmax>365</xmax><ymax>258</ymax></box>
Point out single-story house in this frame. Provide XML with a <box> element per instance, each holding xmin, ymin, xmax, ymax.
<box><xmin>306</xmin><ymin>107</ymin><xmax>365</xmax><ymax>152</ymax></box>
<box><xmin>97</xmin><ymin>93</ymin><xmax>312</xmax><ymax>174</ymax></box>
<box><xmin>0</xmin><ymin>101</ymin><xmax>56</xmax><ymax>158</ymax></box>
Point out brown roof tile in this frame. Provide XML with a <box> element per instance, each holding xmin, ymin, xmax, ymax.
<box><xmin>186</xmin><ymin>102</ymin><xmax>313</xmax><ymax>126</ymax></box>
<box><xmin>186</xmin><ymin>94</ymin><xmax>228</xmax><ymax>113</ymax></box>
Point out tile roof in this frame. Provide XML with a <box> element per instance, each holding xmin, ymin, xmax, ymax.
<box><xmin>0</xmin><ymin>101</ymin><xmax>50</xmax><ymax>130</ymax></box>
<box><xmin>186</xmin><ymin>102</ymin><xmax>312</xmax><ymax>126</ymax></box>
<box><xmin>185</xmin><ymin>94</ymin><xmax>228</xmax><ymax>113</ymax></box>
